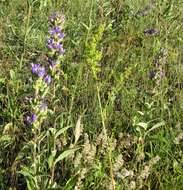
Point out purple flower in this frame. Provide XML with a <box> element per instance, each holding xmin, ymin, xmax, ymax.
<box><xmin>44</xmin><ymin>75</ymin><xmax>52</xmax><ymax>84</ymax></box>
<box><xmin>49</xmin><ymin>27</ymin><xmax>61</xmax><ymax>35</ymax></box>
<box><xmin>48</xmin><ymin>12</ymin><xmax>59</xmax><ymax>23</ymax></box>
<box><xmin>38</xmin><ymin>67</ymin><xmax>46</xmax><ymax>78</ymax></box>
<box><xmin>51</xmin><ymin>43</ymin><xmax>64</xmax><ymax>52</ymax></box>
<box><xmin>48</xmin><ymin>12</ymin><xmax>65</xmax><ymax>26</ymax></box>
<box><xmin>47</xmin><ymin>38</ymin><xmax>54</xmax><ymax>44</ymax></box>
<box><xmin>47</xmin><ymin>43</ymin><xmax>54</xmax><ymax>50</ymax></box>
<box><xmin>55</xmin><ymin>43</ymin><xmax>62</xmax><ymax>49</ymax></box>
<box><xmin>50</xmin><ymin>62</ymin><xmax>56</xmax><ymax>69</ymax></box>
<box><xmin>49</xmin><ymin>29</ymin><xmax>56</xmax><ymax>35</ymax></box>
<box><xmin>58</xmin><ymin>32</ymin><xmax>65</xmax><ymax>39</ymax></box>
<box><xmin>54</xmin><ymin>26</ymin><xmax>61</xmax><ymax>33</ymax></box>
<box><xmin>26</xmin><ymin>114</ymin><xmax>37</xmax><ymax>124</ymax></box>
<box><xmin>31</xmin><ymin>114</ymin><xmax>37</xmax><ymax>122</ymax></box>
<box><xmin>31</xmin><ymin>63</ymin><xmax>40</xmax><ymax>74</ymax></box>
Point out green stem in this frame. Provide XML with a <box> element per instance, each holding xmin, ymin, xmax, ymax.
<box><xmin>96</xmin><ymin>85</ymin><xmax>115</xmax><ymax>190</ymax></box>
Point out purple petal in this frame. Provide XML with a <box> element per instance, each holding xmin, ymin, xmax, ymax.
<box><xmin>47</xmin><ymin>38</ymin><xmax>54</xmax><ymax>44</ymax></box>
<box><xmin>44</xmin><ymin>75</ymin><xmax>52</xmax><ymax>84</ymax></box>
<box><xmin>31</xmin><ymin>63</ymin><xmax>40</xmax><ymax>74</ymax></box>
<box><xmin>54</xmin><ymin>26</ymin><xmax>61</xmax><ymax>33</ymax></box>
<box><xmin>31</xmin><ymin>114</ymin><xmax>37</xmax><ymax>122</ymax></box>
<box><xmin>49</xmin><ymin>29</ymin><xmax>55</xmax><ymax>35</ymax></box>
<box><xmin>58</xmin><ymin>32</ymin><xmax>65</xmax><ymax>39</ymax></box>
<box><xmin>38</xmin><ymin>67</ymin><xmax>46</xmax><ymax>78</ymax></box>
<box><xmin>26</xmin><ymin>114</ymin><xmax>37</xmax><ymax>124</ymax></box>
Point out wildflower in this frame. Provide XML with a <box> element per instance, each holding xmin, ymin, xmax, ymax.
<box><xmin>49</xmin><ymin>27</ymin><xmax>61</xmax><ymax>35</ymax></box>
<box><xmin>44</xmin><ymin>75</ymin><xmax>52</xmax><ymax>84</ymax></box>
<box><xmin>26</xmin><ymin>114</ymin><xmax>37</xmax><ymax>124</ymax></box>
<box><xmin>48</xmin><ymin>12</ymin><xmax>65</xmax><ymax>25</ymax></box>
<box><xmin>31</xmin><ymin>63</ymin><xmax>40</xmax><ymax>74</ymax></box>
<box><xmin>53</xmin><ymin>42</ymin><xmax>62</xmax><ymax>50</ymax></box>
<box><xmin>50</xmin><ymin>61</ymin><xmax>57</xmax><ymax>69</ymax></box>
<box><xmin>48</xmin><ymin>58</ymin><xmax>59</xmax><ymax>69</ymax></box>
<box><xmin>54</xmin><ymin>26</ymin><xmax>61</xmax><ymax>33</ymax></box>
<box><xmin>58</xmin><ymin>32</ymin><xmax>65</xmax><ymax>39</ymax></box>
<box><xmin>47</xmin><ymin>38</ymin><xmax>55</xmax><ymax>50</ymax></box>
<box><xmin>140</xmin><ymin>165</ymin><xmax>150</xmax><ymax>179</ymax></box>
<box><xmin>48</xmin><ymin>12</ymin><xmax>59</xmax><ymax>23</ymax></box>
<box><xmin>38</xmin><ymin>67</ymin><xmax>46</xmax><ymax>78</ymax></box>
<box><xmin>47</xmin><ymin>38</ymin><xmax>54</xmax><ymax>44</ymax></box>
<box><xmin>47</xmin><ymin>44</ymin><xmax>53</xmax><ymax>50</ymax></box>
<box><xmin>47</xmin><ymin>12</ymin><xmax>65</xmax><ymax>57</ymax></box>
<box><xmin>31</xmin><ymin>114</ymin><xmax>37</xmax><ymax>122</ymax></box>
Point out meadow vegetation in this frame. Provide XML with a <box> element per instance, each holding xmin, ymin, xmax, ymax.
<box><xmin>0</xmin><ymin>0</ymin><xmax>183</xmax><ymax>189</ymax></box>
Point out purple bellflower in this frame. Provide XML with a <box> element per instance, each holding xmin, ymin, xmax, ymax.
<box><xmin>44</xmin><ymin>75</ymin><xmax>52</xmax><ymax>84</ymax></box>
<box><xmin>31</xmin><ymin>63</ymin><xmax>40</xmax><ymax>74</ymax></box>
<box><xmin>26</xmin><ymin>113</ymin><xmax>37</xmax><ymax>124</ymax></box>
<box><xmin>38</xmin><ymin>67</ymin><xmax>46</xmax><ymax>78</ymax></box>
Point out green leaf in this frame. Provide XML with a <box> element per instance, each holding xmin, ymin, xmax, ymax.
<box><xmin>0</xmin><ymin>135</ymin><xmax>12</xmax><ymax>142</ymax></box>
<box><xmin>136</xmin><ymin>122</ymin><xmax>148</xmax><ymax>130</ymax></box>
<box><xmin>18</xmin><ymin>170</ymin><xmax>33</xmax><ymax>179</ymax></box>
<box><xmin>48</xmin><ymin>150</ymin><xmax>57</xmax><ymax>169</ymax></box>
<box><xmin>10</xmin><ymin>69</ymin><xmax>16</xmax><ymax>80</ymax></box>
<box><xmin>55</xmin><ymin>126</ymin><xmax>72</xmax><ymax>138</ymax></box>
<box><xmin>81</xmin><ymin>22</ymin><xmax>90</xmax><ymax>31</ymax></box>
<box><xmin>54</xmin><ymin>148</ymin><xmax>79</xmax><ymax>165</ymax></box>
<box><xmin>147</xmin><ymin>121</ymin><xmax>165</xmax><ymax>133</ymax></box>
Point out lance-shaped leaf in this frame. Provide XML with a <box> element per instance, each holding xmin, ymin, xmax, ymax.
<box><xmin>54</xmin><ymin>148</ymin><xmax>79</xmax><ymax>165</ymax></box>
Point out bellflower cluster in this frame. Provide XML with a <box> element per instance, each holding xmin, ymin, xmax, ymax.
<box><xmin>47</xmin><ymin>12</ymin><xmax>65</xmax><ymax>71</ymax></box>
<box><xmin>25</xmin><ymin>12</ymin><xmax>65</xmax><ymax>126</ymax></box>
<box><xmin>31</xmin><ymin>63</ymin><xmax>52</xmax><ymax>84</ymax></box>
<box><xmin>26</xmin><ymin>113</ymin><xmax>37</xmax><ymax>124</ymax></box>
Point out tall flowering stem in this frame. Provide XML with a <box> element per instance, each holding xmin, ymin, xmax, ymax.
<box><xmin>47</xmin><ymin>12</ymin><xmax>65</xmax><ymax>80</ymax></box>
<box><xmin>24</xmin><ymin>12</ymin><xmax>66</xmax><ymax>186</ymax></box>
<box><xmin>45</xmin><ymin>12</ymin><xmax>66</xmax><ymax>122</ymax></box>
<box><xmin>47</xmin><ymin>12</ymin><xmax>66</xmax><ymax>183</ymax></box>
<box><xmin>26</xmin><ymin>62</ymin><xmax>51</xmax><ymax>185</ymax></box>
